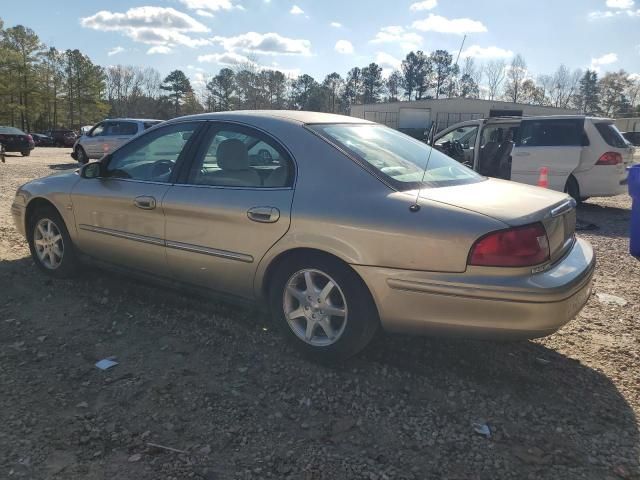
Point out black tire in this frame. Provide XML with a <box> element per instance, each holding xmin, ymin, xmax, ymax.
<box><xmin>21</xmin><ymin>150</ymin><xmax>31</xmax><ymax>157</ymax></box>
<box><xmin>27</xmin><ymin>205</ymin><xmax>79</xmax><ymax>278</ymax></box>
<box><xmin>269</xmin><ymin>252</ymin><xmax>379</xmax><ymax>362</ymax></box>
<box><xmin>75</xmin><ymin>146</ymin><xmax>88</xmax><ymax>164</ymax></box>
<box><xmin>565</xmin><ymin>175</ymin><xmax>581</xmax><ymax>204</ymax></box>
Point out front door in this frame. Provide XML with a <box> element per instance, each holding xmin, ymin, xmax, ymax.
<box><xmin>511</xmin><ymin>118</ymin><xmax>584</xmax><ymax>191</ymax></box>
<box><xmin>71</xmin><ymin>121</ymin><xmax>202</xmax><ymax>275</ymax></box>
<box><xmin>163</xmin><ymin>122</ymin><xmax>295</xmax><ymax>299</ymax></box>
<box><xmin>82</xmin><ymin>122</ymin><xmax>107</xmax><ymax>158</ymax></box>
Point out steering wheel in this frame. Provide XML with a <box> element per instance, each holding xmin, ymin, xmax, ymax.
<box><xmin>449</xmin><ymin>140</ymin><xmax>465</xmax><ymax>159</ymax></box>
<box><xmin>150</xmin><ymin>159</ymin><xmax>174</xmax><ymax>179</ymax></box>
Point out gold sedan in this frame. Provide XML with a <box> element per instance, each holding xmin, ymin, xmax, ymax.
<box><xmin>11</xmin><ymin>111</ymin><xmax>595</xmax><ymax>361</ymax></box>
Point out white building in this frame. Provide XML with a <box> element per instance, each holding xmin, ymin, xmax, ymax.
<box><xmin>350</xmin><ymin>98</ymin><xmax>578</xmax><ymax>134</ymax></box>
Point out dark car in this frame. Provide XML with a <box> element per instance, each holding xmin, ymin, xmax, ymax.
<box><xmin>0</xmin><ymin>126</ymin><xmax>35</xmax><ymax>156</ymax></box>
<box><xmin>622</xmin><ymin>131</ymin><xmax>640</xmax><ymax>147</ymax></box>
<box><xmin>31</xmin><ymin>133</ymin><xmax>56</xmax><ymax>147</ymax></box>
<box><xmin>44</xmin><ymin>129</ymin><xmax>77</xmax><ymax>147</ymax></box>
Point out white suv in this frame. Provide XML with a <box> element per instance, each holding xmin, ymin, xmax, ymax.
<box><xmin>434</xmin><ymin>116</ymin><xmax>634</xmax><ymax>201</ymax></box>
<box><xmin>72</xmin><ymin>118</ymin><xmax>162</xmax><ymax>164</ymax></box>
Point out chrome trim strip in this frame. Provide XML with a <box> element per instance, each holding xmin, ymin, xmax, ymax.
<box><xmin>79</xmin><ymin>224</ymin><xmax>165</xmax><ymax>246</ymax></box>
<box><xmin>79</xmin><ymin>225</ymin><xmax>254</xmax><ymax>263</ymax></box>
<box><xmin>551</xmin><ymin>199</ymin><xmax>576</xmax><ymax>218</ymax></box>
<box><xmin>166</xmin><ymin>240</ymin><xmax>253</xmax><ymax>263</ymax></box>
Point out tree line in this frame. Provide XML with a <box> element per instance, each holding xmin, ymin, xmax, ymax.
<box><xmin>1</xmin><ymin>17</ymin><xmax>639</xmax><ymax>133</ymax></box>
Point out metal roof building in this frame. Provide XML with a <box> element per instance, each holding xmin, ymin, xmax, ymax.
<box><xmin>350</xmin><ymin>98</ymin><xmax>578</xmax><ymax>135</ymax></box>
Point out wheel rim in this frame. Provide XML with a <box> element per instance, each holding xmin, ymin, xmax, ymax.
<box><xmin>33</xmin><ymin>218</ymin><xmax>64</xmax><ymax>270</ymax></box>
<box><xmin>282</xmin><ymin>269</ymin><xmax>348</xmax><ymax>347</ymax></box>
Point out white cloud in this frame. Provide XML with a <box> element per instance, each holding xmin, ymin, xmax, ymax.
<box><xmin>147</xmin><ymin>45</ymin><xmax>173</xmax><ymax>55</ymax></box>
<box><xmin>198</xmin><ymin>51</ymin><xmax>252</xmax><ymax>64</ymax></box>
<box><xmin>196</xmin><ymin>9</ymin><xmax>215</xmax><ymax>17</ymax></box>
<box><xmin>81</xmin><ymin>7</ymin><xmax>210</xmax><ymax>50</ymax></box>
<box><xmin>461</xmin><ymin>45</ymin><xmax>513</xmax><ymax>59</ymax></box>
<box><xmin>589</xmin><ymin>10</ymin><xmax>617</xmax><ymax>18</ymax></box>
<box><xmin>412</xmin><ymin>14</ymin><xmax>487</xmax><ymax>34</ymax></box>
<box><xmin>590</xmin><ymin>52</ymin><xmax>618</xmax><ymax>71</ymax></box>
<box><xmin>335</xmin><ymin>40</ymin><xmax>354</xmax><ymax>54</ymax></box>
<box><xmin>330</xmin><ymin>21</ymin><xmax>342</xmax><ymax>27</ymax></box>
<box><xmin>375</xmin><ymin>52</ymin><xmax>401</xmax><ymax>70</ymax></box>
<box><xmin>179</xmin><ymin>0</ymin><xmax>239</xmax><ymax>12</ymax></box>
<box><xmin>290</xmin><ymin>5</ymin><xmax>304</xmax><ymax>14</ymax></box>
<box><xmin>409</xmin><ymin>0</ymin><xmax>437</xmax><ymax>11</ymax></box>
<box><xmin>370</xmin><ymin>26</ymin><xmax>422</xmax><ymax>51</ymax></box>
<box><xmin>606</xmin><ymin>0</ymin><xmax>634</xmax><ymax>8</ymax></box>
<box><xmin>211</xmin><ymin>32</ymin><xmax>312</xmax><ymax>55</ymax></box>
<box><xmin>107</xmin><ymin>46</ymin><xmax>125</xmax><ymax>56</ymax></box>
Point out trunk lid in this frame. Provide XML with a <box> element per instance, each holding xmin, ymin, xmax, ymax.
<box><xmin>416</xmin><ymin>178</ymin><xmax>576</xmax><ymax>264</ymax></box>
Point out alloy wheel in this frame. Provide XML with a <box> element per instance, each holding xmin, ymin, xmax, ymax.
<box><xmin>33</xmin><ymin>218</ymin><xmax>64</xmax><ymax>269</ymax></box>
<box><xmin>283</xmin><ymin>269</ymin><xmax>348</xmax><ymax>347</ymax></box>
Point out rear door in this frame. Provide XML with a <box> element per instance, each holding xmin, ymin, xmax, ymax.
<box><xmin>83</xmin><ymin>122</ymin><xmax>107</xmax><ymax>158</ymax></box>
<box><xmin>102</xmin><ymin>121</ymin><xmax>139</xmax><ymax>154</ymax></box>
<box><xmin>511</xmin><ymin>118</ymin><xmax>584</xmax><ymax>191</ymax></box>
<box><xmin>162</xmin><ymin>122</ymin><xmax>295</xmax><ymax>299</ymax></box>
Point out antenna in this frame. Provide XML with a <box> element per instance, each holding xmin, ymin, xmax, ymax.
<box><xmin>409</xmin><ymin>120</ymin><xmax>438</xmax><ymax>212</ymax></box>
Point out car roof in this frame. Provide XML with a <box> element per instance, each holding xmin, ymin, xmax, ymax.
<box><xmin>103</xmin><ymin>118</ymin><xmax>163</xmax><ymax>122</ymax></box>
<box><xmin>164</xmin><ymin>110</ymin><xmax>374</xmax><ymax>126</ymax></box>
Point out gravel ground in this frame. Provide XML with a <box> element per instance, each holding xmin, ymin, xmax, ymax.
<box><xmin>1</xmin><ymin>148</ymin><xmax>639</xmax><ymax>480</ymax></box>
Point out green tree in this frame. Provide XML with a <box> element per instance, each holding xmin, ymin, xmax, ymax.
<box><xmin>459</xmin><ymin>73</ymin><xmax>479</xmax><ymax>98</ymax></box>
<box><xmin>429</xmin><ymin>50</ymin><xmax>455</xmax><ymax>99</ymax></box>
<box><xmin>577</xmin><ymin>70</ymin><xmax>600</xmax><ymax>114</ymax></box>
<box><xmin>385</xmin><ymin>70</ymin><xmax>402</xmax><ymax>102</ymax></box>
<box><xmin>599</xmin><ymin>71</ymin><xmax>632</xmax><ymax>116</ymax></box>
<box><xmin>290</xmin><ymin>74</ymin><xmax>318</xmax><ymax>110</ymax></box>
<box><xmin>342</xmin><ymin>67</ymin><xmax>363</xmax><ymax>109</ymax></box>
<box><xmin>206</xmin><ymin>68</ymin><xmax>236</xmax><ymax>111</ymax></box>
<box><xmin>161</xmin><ymin>70</ymin><xmax>192</xmax><ymax>116</ymax></box>
<box><xmin>401</xmin><ymin>51</ymin><xmax>429</xmax><ymax>100</ymax></box>
<box><xmin>322</xmin><ymin>72</ymin><xmax>344</xmax><ymax>113</ymax></box>
<box><xmin>361</xmin><ymin>62</ymin><xmax>384</xmax><ymax>104</ymax></box>
<box><xmin>504</xmin><ymin>54</ymin><xmax>527</xmax><ymax>103</ymax></box>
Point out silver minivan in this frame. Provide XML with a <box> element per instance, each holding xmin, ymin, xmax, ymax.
<box><xmin>72</xmin><ymin>118</ymin><xmax>162</xmax><ymax>163</ymax></box>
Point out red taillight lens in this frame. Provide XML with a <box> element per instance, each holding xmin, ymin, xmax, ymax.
<box><xmin>26</xmin><ymin>134</ymin><xmax>33</xmax><ymax>142</ymax></box>
<box><xmin>468</xmin><ymin>223</ymin><xmax>550</xmax><ymax>267</ymax></box>
<box><xmin>596</xmin><ymin>152</ymin><xmax>622</xmax><ymax>165</ymax></box>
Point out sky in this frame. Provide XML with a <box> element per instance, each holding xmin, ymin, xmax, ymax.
<box><xmin>2</xmin><ymin>0</ymin><xmax>639</xmax><ymax>90</ymax></box>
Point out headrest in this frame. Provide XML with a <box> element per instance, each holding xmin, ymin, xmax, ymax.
<box><xmin>216</xmin><ymin>139</ymin><xmax>249</xmax><ymax>171</ymax></box>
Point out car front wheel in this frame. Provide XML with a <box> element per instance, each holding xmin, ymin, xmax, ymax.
<box><xmin>21</xmin><ymin>150</ymin><xmax>31</xmax><ymax>157</ymax></box>
<box><xmin>75</xmin><ymin>146</ymin><xmax>88</xmax><ymax>164</ymax></box>
<box><xmin>269</xmin><ymin>253</ymin><xmax>379</xmax><ymax>362</ymax></box>
<box><xmin>28</xmin><ymin>206</ymin><xmax>79</xmax><ymax>278</ymax></box>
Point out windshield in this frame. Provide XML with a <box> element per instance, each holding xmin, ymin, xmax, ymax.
<box><xmin>311</xmin><ymin>123</ymin><xmax>483</xmax><ymax>189</ymax></box>
<box><xmin>0</xmin><ymin>126</ymin><xmax>25</xmax><ymax>135</ymax></box>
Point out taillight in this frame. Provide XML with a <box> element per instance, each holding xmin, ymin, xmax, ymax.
<box><xmin>26</xmin><ymin>134</ymin><xmax>33</xmax><ymax>142</ymax></box>
<box><xmin>596</xmin><ymin>152</ymin><xmax>622</xmax><ymax>165</ymax></box>
<box><xmin>468</xmin><ymin>223</ymin><xmax>550</xmax><ymax>267</ymax></box>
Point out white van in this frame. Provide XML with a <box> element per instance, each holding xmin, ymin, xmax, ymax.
<box><xmin>433</xmin><ymin>116</ymin><xmax>634</xmax><ymax>201</ymax></box>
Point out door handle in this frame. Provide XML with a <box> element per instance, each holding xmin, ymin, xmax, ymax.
<box><xmin>247</xmin><ymin>206</ymin><xmax>280</xmax><ymax>223</ymax></box>
<box><xmin>134</xmin><ymin>196</ymin><xmax>156</xmax><ymax>210</ymax></box>
<box><xmin>513</xmin><ymin>152</ymin><xmax>530</xmax><ymax>157</ymax></box>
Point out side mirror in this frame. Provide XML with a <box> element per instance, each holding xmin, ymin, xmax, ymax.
<box><xmin>80</xmin><ymin>161</ymin><xmax>103</xmax><ymax>179</ymax></box>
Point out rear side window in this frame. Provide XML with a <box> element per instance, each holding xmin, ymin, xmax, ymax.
<box><xmin>594</xmin><ymin>123</ymin><xmax>628</xmax><ymax>148</ymax></box>
<box><xmin>517</xmin><ymin>119</ymin><xmax>584</xmax><ymax>147</ymax></box>
<box><xmin>106</xmin><ymin>121</ymin><xmax>138</xmax><ymax>136</ymax></box>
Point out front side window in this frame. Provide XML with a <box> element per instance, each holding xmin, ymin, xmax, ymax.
<box><xmin>90</xmin><ymin>123</ymin><xmax>106</xmax><ymax>137</ymax></box>
<box><xmin>435</xmin><ymin>125</ymin><xmax>478</xmax><ymax>149</ymax></box>
<box><xmin>189</xmin><ymin>126</ymin><xmax>292</xmax><ymax>188</ymax></box>
<box><xmin>311</xmin><ymin>123</ymin><xmax>483</xmax><ymax>189</ymax></box>
<box><xmin>517</xmin><ymin>119</ymin><xmax>584</xmax><ymax>147</ymax></box>
<box><xmin>105</xmin><ymin>122</ymin><xmax>198</xmax><ymax>182</ymax></box>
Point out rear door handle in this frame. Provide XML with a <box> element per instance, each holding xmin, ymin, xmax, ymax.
<box><xmin>134</xmin><ymin>196</ymin><xmax>156</xmax><ymax>210</ymax></box>
<box><xmin>247</xmin><ymin>206</ymin><xmax>280</xmax><ymax>223</ymax></box>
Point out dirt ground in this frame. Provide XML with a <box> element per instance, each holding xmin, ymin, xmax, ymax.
<box><xmin>1</xmin><ymin>147</ymin><xmax>639</xmax><ymax>480</ymax></box>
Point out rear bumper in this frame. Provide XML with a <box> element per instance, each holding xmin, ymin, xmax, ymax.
<box><xmin>575</xmin><ymin>166</ymin><xmax>628</xmax><ymax>197</ymax></box>
<box><xmin>353</xmin><ymin>238</ymin><xmax>595</xmax><ymax>339</ymax></box>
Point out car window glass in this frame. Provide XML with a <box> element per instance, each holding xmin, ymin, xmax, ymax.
<box><xmin>594</xmin><ymin>123</ymin><xmax>627</xmax><ymax>148</ymax></box>
<box><xmin>105</xmin><ymin>121</ymin><xmax>138</xmax><ymax>136</ymax></box>
<box><xmin>312</xmin><ymin>124</ymin><xmax>482</xmax><ymax>189</ymax></box>
<box><xmin>143</xmin><ymin>121</ymin><xmax>162</xmax><ymax>130</ymax></box>
<box><xmin>105</xmin><ymin>123</ymin><xmax>197</xmax><ymax>182</ymax></box>
<box><xmin>516</xmin><ymin>119</ymin><xmax>583</xmax><ymax>147</ymax></box>
<box><xmin>435</xmin><ymin>126</ymin><xmax>478</xmax><ymax>149</ymax></box>
<box><xmin>189</xmin><ymin>127</ymin><xmax>291</xmax><ymax>188</ymax></box>
<box><xmin>480</xmin><ymin>125</ymin><xmax>518</xmax><ymax>147</ymax></box>
<box><xmin>91</xmin><ymin>123</ymin><xmax>106</xmax><ymax>137</ymax></box>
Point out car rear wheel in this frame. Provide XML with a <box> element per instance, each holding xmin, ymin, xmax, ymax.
<box><xmin>28</xmin><ymin>206</ymin><xmax>79</xmax><ymax>278</ymax></box>
<box><xmin>75</xmin><ymin>146</ymin><xmax>88</xmax><ymax>164</ymax></box>
<box><xmin>565</xmin><ymin>175</ymin><xmax>581</xmax><ymax>204</ymax></box>
<box><xmin>21</xmin><ymin>151</ymin><xmax>31</xmax><ymax>157</ymax></box>
<box><xmin>269</xmin><ymin>253</ymin><xmax>379</xmax><ymax>362</ymax></box>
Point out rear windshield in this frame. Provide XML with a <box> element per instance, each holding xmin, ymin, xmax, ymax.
<box><xmin>0</xmin><ymin>126</ymin><xmax>25</xmax><ymax>135</ymax></box>
<box><xmin>144</xmin><ymin>121</ymin><xmax>162</xmax><ymax>130</ymax></box>
<box><xmin>310</xmin><ymin>123</ymin><xmax>484</xmax><ymax>189</ymax></box>
<box><xmin>595</xmin><ymin>122</ymin><xmax>628</xmax><ymax>148</ymax></box>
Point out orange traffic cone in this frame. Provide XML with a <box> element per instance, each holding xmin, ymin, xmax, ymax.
<box><xmin>537</xmin><ymin>167</ymin><xmax>549</xmax><ymax>188</ymax></box>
